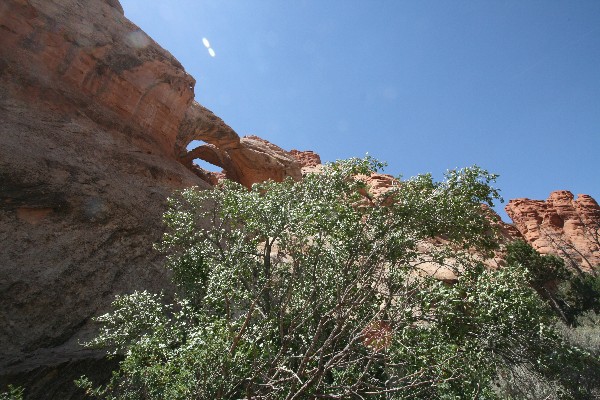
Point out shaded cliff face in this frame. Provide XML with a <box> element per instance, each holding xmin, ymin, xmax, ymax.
<box><xmin>0</xmin><ymin>0</ymin><xmax>207</xmax><ymax>380</ymax></box>
<box><xmin>506</xmin><ymin>191</ymin><xmax>600</xmax><ymax>272</ymax></box>
<box><xmin>0</xmin><ymin>0</ymin><xmax>300</xmax><ymax>390</ymax></box>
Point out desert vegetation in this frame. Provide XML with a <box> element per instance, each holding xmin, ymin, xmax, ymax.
<box><xmin>0</xmin><ymin>386</ymin><xmax>23</xmax><ymax>400</ymax></box>
<box><xmin>73</xmin><ymin>158</ymin><xmax>599</xmax><ymax>399</ymax></box>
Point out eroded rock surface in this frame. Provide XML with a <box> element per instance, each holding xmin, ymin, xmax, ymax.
<box><xmin>506</xmin><ymin>191</ymin><xmax>600</xmax><ymax>271</ymax></box>
<box><xmin>0</xmin><ymin>0</ymin><xmax>300</xmax><ymax>394</ymax></box>
<box><xmin>0</xmin><ymin>0</ymin><xmax>207</xmax><ymax>386</ymax></box>
<box><xmin>177</xmin><ymin>104</ymin><xmax>302</xmax><ymax>187</ymax></box>
<box><xmin>289</xmin><ymin>149</ymin><xmax>321</xmax><ymax>167</ymax></box>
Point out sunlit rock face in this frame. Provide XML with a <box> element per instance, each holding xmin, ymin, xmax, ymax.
<box><xmin>289</xmin><ymin>149</ymin><xmax>321</xmax><ymax>167</ymax></box>
<box><xmin>0</xmin><ymin>0</ymin><xmax>299</xmax><ymax>395</ymax></box>
<box><xmin>506</xmin><ymin>191</ymin><xmax>600</xmax><ymax>272</ymax></box>
<box><xmin>177</xmin><ymin>104</ymin><xmax>302</xmax><ymax>187</ymax></box>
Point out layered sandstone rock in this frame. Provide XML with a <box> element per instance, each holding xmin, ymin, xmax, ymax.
<box><xmin>0</xmin><ymin>0</ymin><xmax>203</xmax><ymax>391</ymax></box>
<box><xmin>506</xmin><ymin>191</ymin><xmax>600</xmax><ymax>272</ymax></box>
<box><xmin>289</xmin><ymin>149</ymin><xmax>321</xmax><ymax>167</ymax></box>
<box><xmin>177</xmin><ymin>105</ymin><xmax>301</xmax><ymax>187</ymax></box>
<box><xmin>0</xmin><ymin>0</ymin><xmax>300</xmax><ymax>395</ymax></box>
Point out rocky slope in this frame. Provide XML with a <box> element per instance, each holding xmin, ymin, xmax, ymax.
<box><xmin>1</xmin><ymin>0</ymin><xmax>598</xmax><ymax>397</ymax></box>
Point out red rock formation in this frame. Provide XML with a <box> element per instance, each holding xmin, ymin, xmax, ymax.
<box><xmin>358</xmin><ymin>173</ymin><xmax>399</xmax><ymax>199</ymax></box>
<box><xmin>0</xmin><ymin>0</ymin><xmax>195</xmax><ymax>158</ymax></box>
<box><xmin>290</xmin><ymin>150</ymin><xmax>322</xmax><ymax>168</ymax></box>
<box><xmin>0</xmin><ymin>0</ymin><xmax>299</xmax><ymax>394</ymax></box>
<box><xmin>177</xmin><ymin>105</ymin><xmax>301</xmax><ymax>187</ymax></box>
<box><xmin>506</xmin><ymin>191</ymin><xmax>600</xmax><ymax>272</ymax></box>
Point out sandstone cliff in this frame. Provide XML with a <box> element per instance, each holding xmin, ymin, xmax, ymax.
<box><xmin>506</xmin><ymin>191</ymin><xmax>600</xmax><ymax>272</ymax></box>
<box><xmin>0</xmin><ymin>0</ymin><xmax>299</xmax><ymax>396</ymax></box>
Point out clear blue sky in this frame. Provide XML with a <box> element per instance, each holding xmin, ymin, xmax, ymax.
<box><xmin>120</xmin><ymin>0</ymin><xmax>599</xmax><ymax>221</ymax></box>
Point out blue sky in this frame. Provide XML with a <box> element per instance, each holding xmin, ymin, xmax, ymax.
<box><xmin>120</xmin><ymin>0</ymin><xmax>599</xmax><ymax>221</ymax></box>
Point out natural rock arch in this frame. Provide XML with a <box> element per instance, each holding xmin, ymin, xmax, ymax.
<box><xmin>176</xmin><ymin>101</ymin><xmax>302</xmax><ymax>187</ymax></box>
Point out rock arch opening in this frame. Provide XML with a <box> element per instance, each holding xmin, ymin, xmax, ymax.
<box><xmin>176</xmin><ymin>103</ymin><xmax>302</xmax><ymax>188</ymax></box>
<box><xmin>182</xmin><ymin>140</ymin><xmax>227</xmax><ymax>185</ymax></box>
<box><xmin>187</xmin><ymin>140</ymin><xmax>222</xmax><ymax>173</ymax></box>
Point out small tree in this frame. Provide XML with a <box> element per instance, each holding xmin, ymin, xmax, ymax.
<box><xmin>79</xmin><ymin>158</ymin><xmax>592</xmax><ymax>399</ymax></box>
<box><xmin>507</xmin><ymin>240</ymin><xmax>600</xmax><ymax>325</ymax></box>
<box><xmin>505</xmin><ymin>240</ymin><xmax>571</xmax><ymax>322</ymax></box>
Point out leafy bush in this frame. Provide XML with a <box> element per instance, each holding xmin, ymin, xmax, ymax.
<box><xmin>80</xmin><ymin>158</ymin><xmax>594</xmax><ymax>399</ymax></box>
<box><xmin>505</xmin><ymin>240</ymin><xmax>571</xmax><ymax>286</ymax></box>
<box><xmin>500</xmin><ymin>240</ymin><xmax>600</xmax><ymax>399</ymax></box>
<box><xmin>559</xmin><ymin>311</ymin><xmax>600</xmax><ymax>356</ymax></box>
<box><xmin>507</xmin><ymin>240</ymin><xmax>600</xmax><ymax>325</ymax></box>
<box><xmin>496</xmin><ymin>311</ymin><xmax>600</xmax><ymax>400</ymax></box>
<box><xmin>505</xmin><ymin>240</ymin><xmax>572</xmax><ymax>322</ymax></box>
<box><xmin>557</xmin><ymin>311</ymin><xmax>600</xmax><ymax>399</ymax></box>
<box><xmin>0</xmin><ymin>386</ymin><xmax>23</xmax><ymax>400</ymax></box>
<box><xmin>557</xmin><ymin>274</ymin><xmax>600</xmax><ymax>321</ymax></box>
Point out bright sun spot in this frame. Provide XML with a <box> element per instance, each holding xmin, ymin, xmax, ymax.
<box><xmin>208</xmin><ymin>48</ymin><xmax>216</xmax><ymax>57</ymax></box>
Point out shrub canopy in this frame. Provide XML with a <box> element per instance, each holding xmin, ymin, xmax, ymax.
<box><xmin>80</xmin><ymin>158</ymin><xmax>593</xmax><ymax>399</ymax></box>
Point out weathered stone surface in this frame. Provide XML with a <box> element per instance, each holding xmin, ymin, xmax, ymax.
<box><xmin>506</xmin><ymin>191</ymin><xmax>600</xmax><ymax>271</ymax></box>
<box><xmin>290</xmin><ymin>149</ymin><xmax>322</xmax><ymax>169</ymax></box>
<box><xmin>0</xmin><ymin>0</ymin><xmax>197</xmax><ymax>158</ymax></box>
<box><xmin>357</xmin><ymin>173</ymin><xmax>399</xmax><ymax>200</ymax></box>
<box><xmin>0</xmin><ymin>0</ymin><xmax>212</xmax><ymax>385</ymax></box>
<box><xmin>178</xmin><ymin>104</ymin><xmax>302</xmax><ymax>188</ymax></box>
<box><xmin>0</xmin><ymin>0</ymin><xmax>300</xmax><ymax>394</ymax></box>
<box><xmin>235</xmin><ymin>135</ymin><xmax>302</xmax><ymax>187</ymax></box>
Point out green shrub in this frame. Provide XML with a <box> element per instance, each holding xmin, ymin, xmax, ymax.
<box><xmin>505</xmin><ymin>240</ymin><xmax>571</xmax><ymax>286</ymax></box>
<box><xmin>559</xmin><ymin>311</ymin><xmax>600</xmax><ymax>356</ymax></box>
<box><xmin>79</xmin><ymin>158</ymin><xmax>594</xmax><ymax>399</ymax></box>
<box><xmin>557</xmin><ymin>274</ymin><xmax>600</xmax><ymax>321</ymax></box>
<box><xmin>496</xmin><ymin>312</ymin><xmax>600</xmax><ymax>400</ymax></box>
<box><xmin>506</xmin><ymin>240</ymin><xmax>600</xmax><ymax>325</ymax></box>
<box><xmin>0</xmin><ymin>386</ymin><xmax>23</xmax><ymax>400</ymax></box>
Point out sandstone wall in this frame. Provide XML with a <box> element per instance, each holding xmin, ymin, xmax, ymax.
<box><xmin>0</xmin><ymin>0</ymin><xmax>299</xmax><ymax>395</ymax></box>
<box><xmin>506</xmin><ymin>191</ymin><xmax>600</xmax><ymax>272</ymax></box>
